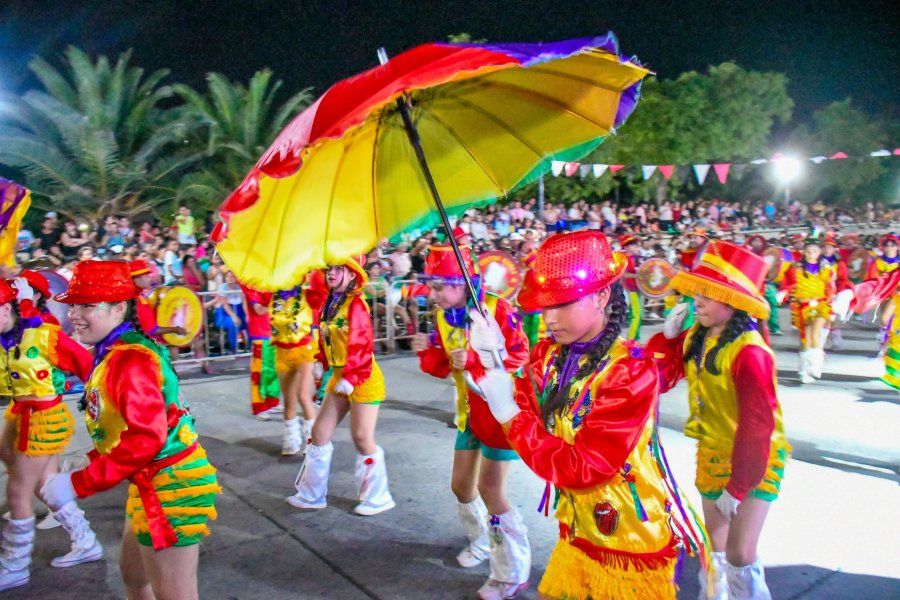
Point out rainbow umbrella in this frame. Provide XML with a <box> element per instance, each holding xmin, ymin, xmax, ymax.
<box><xmin>213</xmin><ymin>34</ymin><xmax>649</xmax><ymax>291</ymax></box>
<box><xmin>0</xmin><ymin>179</ymin><xmax>32</xmax><ymax>267</ymax></box>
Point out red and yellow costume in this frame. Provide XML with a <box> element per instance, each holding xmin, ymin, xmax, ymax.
<box><xmin>620</xmin><ymin>235</ymin><xmax>643</xmax><ymax>340</ymax></box>
<box><xmin>17</xmin><ymin>270</ymin><xmax>60</xmax><ymax>325</ymax></box>
<box><xmin>55</xmin><ymin>262</ymin><xmax>220</xmax><ymax>550</ymax></box>
<box><xmin>319</xmin><ymin>257</ymin><xmax>385</xmax><ymax>404</ymax></box>
<box><xmin>505</xmin><ymin>231</ymin><xmax>704</xmax><ymax>600</ymax></box>
<box><xmin>821</xmin><ymin>235</ymin><xmax>851</xmax><ymax>293</ymax></box>
<box><xmin>130</xmin><ymin>261</ymin><xmax>165</xmax><ymax>343</ymax></box>
<box><xmin>240</xmin><ymin>283</ymin><xmax>280</xmax><ymax>415</ymax></box>
<box><xmin>780</xmin><ymin>257</ymin><xmax>836</xmax><ymax>342</ymax></box>
<box><xmin>270</xmin><ymin>271</ymin><xmax>327</xmax><ymax>373</ymax></box>
<box><xmin>866</xmin><ymin>235</ymin><xmax>900</xmax><ymax>280</ymax></box>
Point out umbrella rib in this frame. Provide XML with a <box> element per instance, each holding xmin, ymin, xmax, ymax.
<box><xmin>423</xmin><ymin>109</ymin><xmax>507</xmax><ymax>197</ymax></box>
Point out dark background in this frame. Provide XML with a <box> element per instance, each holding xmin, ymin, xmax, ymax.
<box><xmin>1</xmin><ymin>0</ymin><xmax>897</xmax><ymax>121</ymax></box>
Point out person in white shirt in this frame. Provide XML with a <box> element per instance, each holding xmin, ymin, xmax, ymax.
<box><xmin>163</xmin><ymin>239</ymin><xmax>183</xmax><ymax>284</ymax></box>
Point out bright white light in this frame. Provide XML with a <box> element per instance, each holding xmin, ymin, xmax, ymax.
<box><xmin>773</xmin><ymin>157</ymin><xmax>802</xmax><ymax>184</ymax></box>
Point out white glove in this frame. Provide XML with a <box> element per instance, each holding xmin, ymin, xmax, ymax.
<box><xmin>12</xmin><ymin>278</ymin><xmax>34</xmax><ymax>302</ymax></box>
<box><xmin>40</xmin><ymin>472</ymin><xmax>77</xmax><ymax>510</ymax></box>
<box><xmin>476</xmin><ymin>370</ymin><xmax>520</xmax><ymax>424</ymax></box>
<box><xmin>663</xmin><ymin>303</ymin><xmax>689</xmax><ymax>339</ymax></box>
<box><xmin>715</xmin><ymin>489</ymin><xmax>740</xmax><ymax>522</ymax></box>
<box><xmin>312</xmin><ymin>362</ymin><xmax>324</xmax><ymax>379</ymax></box>
<box><xmin>468</xmin><ymin>308</ymin><xmax>508</xmax><ymax>369</ymax></box>
<box><xmin>831</xmin><ymin>289</ymin><xmax>854</xmax><ymax>322</ymax></box>
<box><xmin>775</xmin><ymin>290</ymin><xmax>788</xmax><ymax>305</ymax></box>
<box><xmin>333</xmin><ymin>378</ymin><xmax>354</xmax><ymax>396</ymax></box>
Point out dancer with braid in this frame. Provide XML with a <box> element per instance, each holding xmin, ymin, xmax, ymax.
<box><xmin>470</xmin><ymin>231</ymin><xmax>705</xmax><ymax>600</ymax></box>
<box><xmin>42</xmin><ymin>261</ymin><xmax>219</xmax><ymax>599</ymax></box>
<box><xmin>0</xmin><ymin>278</ymin><xmax>102</xmax><ymax>592</ymax></box>
<box><xmin>648</xmin><ymin>240</ymin><xmax>789</xmax><ymax>599</ymax></box>
<box><xmin>287</xmin><ymin>255</ymin><xmax>395</xmax><ymax>516</ymax></box>
<box><xmin>411</xmin><ymin>243</ymin><xmax>531</xmax><ymax>600</ymax></box>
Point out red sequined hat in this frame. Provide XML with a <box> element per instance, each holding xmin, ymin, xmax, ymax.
<box><xmin>129</xmin><ymin>260</ymin><xmax>151</xmax><ymax>277</ymax></box>
<box><xmin>18</xmin><ymin>270</ymin><xmax>51</xmax><ymax>299</ymax></box>
<box><xmin>0</xmin><ymin>280</ymin><xmax>15</xmax><ymax>304</ymax></box>
<box><xmin>424</xmin><ymin>244</ymin><xmax>476</xmax><ymax>281</ymax></box>
<box><xmin>517</xmin><ymin>231</ymin><xmax>627</xmax><ymax>311</ymax></box>
<box><xmin>669</xmin><ymin>240</ymin><xmax>769</xmax><ymax>319</ymax></box>
<box><xmin>619</xmin><ymin>234</ymin><xmax>639</xmax><ymax>248</ymax></box>
<box><xmin>54</xmin><ymin>261</ymin><xmax>140</xmax><ymax>304</ymax></box>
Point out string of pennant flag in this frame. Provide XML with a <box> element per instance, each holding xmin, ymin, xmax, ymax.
<box><xmin>549</xmin><ymin>148</ymin><xmax>900</xmax><ymax>185</ymax></box>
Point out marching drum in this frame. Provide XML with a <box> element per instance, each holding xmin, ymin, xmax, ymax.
<box><xmin>762</xmin><ymin>246</ymin><xmax>785</xmax><ymax>282</ymax></box>
<box><xmin>636</xmin><ymin>258</ymin><xmax>676</xmax><ymax>299</ymax></box>
<box><xmin>477</xmin><ymin>251</ymin><xmax>523</xmax><ymax>301</ymax></box>
<box><xmin>151</xmin><ymin>286</ymin><xmax>203</xmax><ymax>347</ymax></box>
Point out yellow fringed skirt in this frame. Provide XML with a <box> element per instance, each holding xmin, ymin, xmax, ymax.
<box><xmin>695</xmin><ymin>444</ymin><xmax>788</xmax><ymax>502</ymax></box>
<box><xmin>4</xmin><ymin>401</ymin><xmax>74</xmax><ymax>456</ymax></box>
<box><xmin>326</xmin><ymin>362</ymin><xmax>385</xmax><ymax>404</ymax></box>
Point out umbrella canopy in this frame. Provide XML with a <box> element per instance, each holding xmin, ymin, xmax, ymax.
<box><xmin>0</xmin><ymin>179</ymin><xmax>32</xmax><ymax>267</ymax></box>
<box><xmin>214</xmin><ymin>35</ymin><xmax>649</xmax><ymax>290</ymax></box>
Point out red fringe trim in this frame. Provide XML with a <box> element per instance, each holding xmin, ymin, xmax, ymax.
<box><xmin>558</xmin><ymin>524</ymin><xmax>678</xmax><ymax>571</ymax></box>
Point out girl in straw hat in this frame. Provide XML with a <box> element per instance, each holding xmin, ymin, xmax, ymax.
<box><xmin>0</xmin><ymin>277</ymin><xmax>103</xmax><ymax>592</ymax></box>
<box><xmin>469</xmin><ymin>230</ymin><xmax>706</xmax><ymax>600</ymax></box>
<box><xmin>287</xmin><ymin>255</ymin><xmax>395</xmax><ymax>516</ymax></box>
<box><xmin>648</xmin><ymin>240</ymin><xmax>790</xmax><ymax>599</ymax></box>
<box><xmin>411</xmin><ymin>243</ymin><xmax>531</xmax><ymax>600</ymax></box>
<box><xmin>42</xmin><ymin>261</ymin><xmax>220</xmax><ymax>599</ymax></box>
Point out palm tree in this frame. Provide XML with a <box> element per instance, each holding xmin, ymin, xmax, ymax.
<box><xmin>0</xmin><ymin>46</ymin><xmax>205</xmax><ymax>219</ymax></box>
<box><xmin>173</xmin><ymin>70</ymin><xmax>313</xmax><ymax>210</ymax></box>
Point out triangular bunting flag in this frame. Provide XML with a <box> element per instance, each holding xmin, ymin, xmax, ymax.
<box><xmin>592</xmin><ymin>164</ymin><xmax>609</xmax><ymax>177</ymax></box>
<box><xmin>693</xmin><ymin>164</ymin><xmax>711</xmax><ymax>185</ymax></box>
<box><xmin>564</xmin><ymin>162</ymin><xmax>580</xmax><ymax>177</ymax></box>
<box><xmin>609</xmin><ymin>164</ymin><xmax>625</xmax><ymax>174</ymax></box>
<box><xmin>714</xmin><ymin>163</ymin><xmax>731</xmax><ymax>184</ymax></box>
<box><xmin>642</xmin><ymin>165</ymin><xmax>657</xmax><ymax>180</ymax></box>
<box><xmin>658</xmin><ymin>165</ymin><xmax>675</xmax><ymax>180</ymax></box>
<box><xmin>830</xmin><ymin>152</ymin><xmax>848</xmax><ymax>159</ymax></box>
<box><xmin>870</xmin><ymin>150</ymin><xmax>890</xmax><ymax>157</ymax></box>
<box><xmin>550</xmin><ymin>161</ymin><xmax>564</xmax><ymax>176</ymax></box>
<box><xmin>810</xmin><ymin>156</ymin><xmax>827</xmax><ymax>164</ymax></box>
<box><xmin>578</xmin><ymin>164</ymin><xmax>591</xmax><ymax>178</ymax></box>
<box><xmin>894</xmin><ymin>148</ymin><xmax>900</xmax><ymax>155</ymax></box>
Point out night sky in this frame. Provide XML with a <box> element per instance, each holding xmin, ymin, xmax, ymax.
<box><xmin>1</xmin><ymin>0</ymin><xmax>897</xmax><ymax>122</ymax></box>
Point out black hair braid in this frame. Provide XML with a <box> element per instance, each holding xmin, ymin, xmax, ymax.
<box><xmin>9</xmin><ymin>302</ymin><xmax>24</xmax><ymax>361</ymax></box>
<box><xmin>683</xmin><ymin>310</ymin><xmax>753</xmax><ymax>376</ymax></box>
<box><xmin>125</xmin><ymin>300</ymin><xmax>165</xmax><ymax>354</ymax></box>
<box><xmin>541</xmin><ymin>283</ymin><xmax>628</xmax><ymax>429</ymax></box>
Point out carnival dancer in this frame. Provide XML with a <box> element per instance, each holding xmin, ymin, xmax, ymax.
<box><xmin>0</xmin><ymin>278</ymin><xmax>103</xmax><ymax>592</ymax></box>
<box><xmin>269</xmin><ymin>271</ymin><xmax>328</xmax><ymax>455</ymax></box>
<box><xmin>287</xmin><ymin>255</ymin><xmax>395</xmax><ymax>516</ymax></box>
<box><xmin>647</xmin><ymin>240</ymin><xmax>789</xmax><ymax>600</ymax></box>
<box><xmin>238</xmin><ymin>282</ymin><xmax>280</xmax><ymax>420</ymax></box>
<box><xmin>16</xmin><ymin>270</ymin><xmax>59</xmax><ymax>325</ymax></box>
<box><xmin>866</xmin><ymin>234</ymin><xmax>900</xmax><ymax>280</ymax></box>
<box><xmin>410</xmin><ymin>244</ymin><xmax>531</xmax><ymax>599</ymax></box>
<box><xmin>747</xmin><ymin>235</ymin><xmax>783</xmax><ymax>336</ymax></box>
<box><xmin>519</xmin><ymin>251</ymin><xmax>546</xmax><ymax>348</ymax></box>
<box><xmin>821</xmin><ymin>234</ymin><xmax>852</xmax><ymax>350</ymax></box>
<box><xmin>620</xmin><ymin>234</ymin><xmax>643</xmax><ymax>340</ymax></box>
<box><xmin>42</xmin><ymin>261</ymin><xmax>220</xmax><ymax>599</ymax></box>
<box><xmin>469</xmin><ymin>231</ymin><xmax>706</xmax><ymax>600</ymax></box>
<box><xmin>675</xmin><ymin>227</ymin><xmax>710</xmax><ymax>332</ymax></box>
<box><xmin>778</xmin><ymin>237</ymin><xmax>836</xmax><ymax>384</ymax></box>
<box><xmin>130</xmin><ymin>260</ymin><xmax>189</xmax><ymax>343</ymax></box>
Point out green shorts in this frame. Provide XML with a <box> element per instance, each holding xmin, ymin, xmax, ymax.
<box><xmin>454</xmin><ymin>423</ymin><xmax>518</xmax><ymax>461</ymax></box>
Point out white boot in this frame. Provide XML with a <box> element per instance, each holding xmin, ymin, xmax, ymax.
<box><xmin>301</xmin><ymin>418</ymin><xmax>315</xmax><ymax>455</ymax></box>
<box><xmin>0</xmin><ymin>516</ymin><xmax>34</xmax><ymax>592</ymax></box>
<box><xmin>50</xmin><ymin>501</ymin><xmax>103</xmax><ymax>568</ymax></box>
<box><xmin>456</xmin><ymin>497</ymin><xmax>490</xmax><ymax>568</ymax></box>
<box><xmin>36</xmin><ymin>509</ymin><xmax>61</xmax><ymax>530</ymax></box>
<box><xmin>281</xmin><ymin>417</ymin><xmax>302</xmax><ymax>456</ymax></box>
<box><xmin>809</xmin><ymin>347</ymin><xmax>825</xmax><ymax>379</ymax></box>
<box><xmin>353</xmin><ymin>446</ymin><xmax>396</xmax><ymax>516</ymax></box>
<box><xmin>286</xmin><ymin>442</ymin><xmax>333</xmax><ymax>509</ymax></box>
<box><xmin>798</xmin><ymin>351</ymin><xmax>814</xmax><ymax>384</ymax></box>
<box><xmin>698</xmin><ymin>551</ymin><xmax>728</xmax><ymax>600</ymax></box>
<box><xmin>830</xmin><ymin>328</ymin><xmax>843</xmax><ymax>350</ymax></box>
<box><xmin>725</xmin><ymin>559</ymin><xmax>772</xmax><ymax>600</ymax></box>
<box><xmin>478</xmin><ymin>508</ymin><xmax>530</xmax><ymax>600</ymax></box>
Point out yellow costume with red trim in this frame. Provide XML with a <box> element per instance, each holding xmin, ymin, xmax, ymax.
<box><xmin>270</xmin><ymin>271</ymin><xmax>328</xmax><ymax>371</ymax></box>
<box><xmin>780</xmin><ymin>260</ymin><xmax>836</xmax><ymax>341</ymax></box>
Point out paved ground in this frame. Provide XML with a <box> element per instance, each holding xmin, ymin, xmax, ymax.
<box><xmin>2</xmin><ymin>309</ymin><xmax>899</xmax><ymax>599</ymax></box>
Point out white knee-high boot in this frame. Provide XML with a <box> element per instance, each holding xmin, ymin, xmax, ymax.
<box><xmin>281</xmin><ymin>417</ymin><xmax>302</xmax><ymax>456</ymax></box>
<box><xmin>798</xmin><ymin>350</ymin><xmax>814</xmax><ymax>384</ymax></box>
<box><xmin>50</xmin><ymin>501</ymin><xmax>103</xmax><ymax>568</ymax></box>
<box><xmin>0</xmin><ymin>516</ymin><xmax>34</xmax><ymax>592</ymax></box>
<box><xmin>477</xmin><ymin>508</ymin><xmax>530</xmax><ymax>600</ymax></box>
<box><xmin>353</xmin><ymin>446</ymin><xmax>395</xmax><ymax>516</ymax></box>
<box><xmin>456</xmin><ymin>497</ymin><xmax>490</xmax><ymax>567</ymax></box>
<box><xmin>301</xmin><ymin>418</ymin><xmax>315</xmax><ymax>454</ymax></box>
<box><xmin>698</xmin><ymin>551</ymin><xmax>728</xmax><ymax>599</ymax></box>
<box><xmin>725</xmin><ymin>559</ymin><xmax>772</xmax><ymax>600</ymax></box>
<box><xmin>286</xmin><ymin>442</ymin><xmax>333</xmax><ymax>509</ymax></box>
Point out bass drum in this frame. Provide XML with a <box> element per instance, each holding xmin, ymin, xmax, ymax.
<box><xmin>152</xmin><ymin>286</ymin><xmax>203</xmax><ymax>347</ymax></box>
<box><xmin>38</xmin><ymin>270</ymin><xmax>73</xmax><ymax>335</ymax></box>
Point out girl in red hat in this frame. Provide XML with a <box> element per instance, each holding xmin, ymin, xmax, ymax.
<box><xmin>0</xmin><ymin>277</ymin><xmax>103</xmax><ymax>592</ymax></box>
<box><xmin>15</xmin><ymin>270</ymin><xmax>59</xmax><ymax>325</ymax></box>
<box><xmin>268</xmin><ymin>270</ymin><xmax>328</xmax><ymax>455</ymax></box>
<box><xmin>619</xmin><ymin>235</ymin><xmax>644</xmax><ymax>340</ymax></box>
<box><xmin>820</xmin><ymin>235</ymin><xmax>852</xmax><ymax>350</ymax></box>
<box><xmin>649</xmin><ymin>240</ymin><xmax>790</xmax><ymax>599</ymax></box>
<box><xmin>778</xmin><ymin>236</ymin><xmax>837</xmax><ymax>383</ymax></box>
<box><xmin>469</xmin><ymin>231</ymin><xmax>705</xmax><ymax>600</ymax></box>
<box><xmin>42</xmin><ymin>261</ymin><xmax>220</xmax><ymax>599</ymax></box>
<box><xmin>411</xmin><ymin>243</ymin><xmax>532</xmax><ymax>600</ymax></box>
<box><xmin>287</xmin><ymin>255</ymin><xmax>395</xmax><ymax>516</ymax></box>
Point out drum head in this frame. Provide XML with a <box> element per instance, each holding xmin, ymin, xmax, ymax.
<box><xmin>636</xmin><ymin>258</ymin><xmax>677</xmax><ymax>299</ymax></box>
<box><xmin>847</xmin><ymin>248</ymin><xmax>870</xmax><ymax>281</ymax></box>
<box><xmin>477</xmin><ymin>251</ymin><xmax>523</xmax><ymax>301</ymax></box>
<box><xmin>154</xmin><ymin>286</ymin><xmax>203</xmax><ymax>347</ymax></box>
<box><xmin>762</xmin><ymin>247</ymin><xmax>784</xmax><ymax>281</ymax></box>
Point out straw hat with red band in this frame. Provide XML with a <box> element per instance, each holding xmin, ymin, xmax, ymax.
<box><xmin>424</xmin><ymin>244</ymin><xmax>477</xmax><ymax>282</ymax></box>
<box><xmin>327</xmin><ymin>254</ymin><xmax>368</xmax><ymax>292</ymax></box>
<box><xmin>517</xmin><ymin>230</ymin><xmax>627</xmax><ymax>312</ymax></box>
<box><xmin>668</xmin><ymin>240</ymin><xmax>769</xmax><ymax>320</ymax></box>
<box><xmin>54</xmin><ymin>261</ymin><xmax>141</xmax><ymax>304</ymax></box>
<box><xmin>0</xmin><ymin>280</ymin><xmax>15</xmax><ymax>305</ymax></box>
<box><xmin>18</xmin><ymin>270</ymin><xmax>51</xmax><ymax>299</ymax></box>
<box><xmin>129</xmin><ymin>259</ymin><xmax>151</xmax><ymax>277</ymax></box>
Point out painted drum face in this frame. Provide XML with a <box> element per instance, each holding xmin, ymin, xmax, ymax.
<box><xmin>152</xmin><ymin>286</ymin><xmax>203</xmax><ymax>347</ymax></box>
<box><xmin>477</xmin><ymin>250</ymin><xmax>523</xmax><ymax>301</ymax></box>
